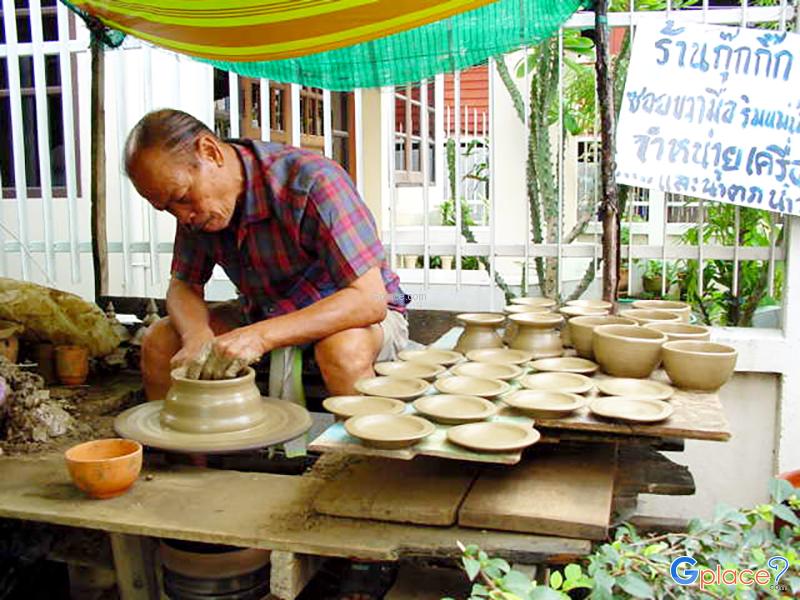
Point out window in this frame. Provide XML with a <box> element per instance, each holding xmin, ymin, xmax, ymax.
<box><xmin>0</xmin><ymin>0</ymin><xmax>81</xmax><ymax>199</ymax></box>
<box><xmin>394</xmin><ymin>81</ymin><xmax>436</xmax><ymax>185</ymax></box>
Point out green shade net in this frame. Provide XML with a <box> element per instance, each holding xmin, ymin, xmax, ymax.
<box><xmin>199</xmin><ymin>0</ymin><xmax>586</xmax><ymax>90</ymax></box>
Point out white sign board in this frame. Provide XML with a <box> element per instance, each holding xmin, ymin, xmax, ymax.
<box><xmin>616</xmin><ymin>21</ymin><xmax>800</xmax><ymax>216</ymax></box>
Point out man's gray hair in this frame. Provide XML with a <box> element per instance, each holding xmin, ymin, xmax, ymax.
<box><xmin>124</xmin><ymin>108</ymin><xmax>215</xmax><ymax>176</ymax></box>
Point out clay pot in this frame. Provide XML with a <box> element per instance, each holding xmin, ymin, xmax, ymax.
<box><xmin>619</xmin><ymin>308</ymin><xmax>682</xmax><ymax>326</ymax></box>
<box><xmin>593</xmin><ymin>324</ymin><xmax>667</xmax><ymax>378</ymax></box>
<box><xmin>508</xmin><ymin>313</ymin><xmax>564</xmax><ymax>359</ymax></box>
<box><xmin>632</xmin><ymin>300</ymin><xmax>692</xmax><ymax>323</ymax></box>
<box><xmin>643</xmin><ymin>322</ymin><xmax>710</xmax><ymax>342</ymax></box>
<box><xmin>509</xmin><ymin>297</ymin><xmax>556</xmax><ymax>310</ymax></box>
<box><xmin>0</xmin><ymin>320</ymin><xmax>21</xmax><ymax>363</ymax></box>
<box><xmin>55</xmin><ymin>345</ymin><xmax>90</xmax><ymax>386</ymax></box>
<box><xmin>454</xmin><ymin>313</ymin><xmax>505</xmax><ymax>354</ymax></box>
<box><xmin>568</xmin><ymin>315</ymin><xmax>637</xmax><ymax>360</ymax></box>
<box><xmin>565</xmin><ymin>299</ymin><xmax>614</xmax><ymax>312</ymax></box>
<box><xmin>661</xmin><ymin>341</ymin><xmax>737</xmax><ymax>391</ymax></box>
<box><xmin>65</xmin><ymin>438</ymin><xmax>142</xmax><ymax>499</ymax></box>
<box><xmin>559</xmin><ymin>306</ymin><xmax>609</xmax><ymax>348</ymax></box>
<box><xmin>503</xmin><ymin>304</ymin><xmax>551</xmax><ymax>344</ymax></box>
<box><xmin>161</xmin><ymin>367</ymin><xmax>265</xmax><ymax>434</ymax></box>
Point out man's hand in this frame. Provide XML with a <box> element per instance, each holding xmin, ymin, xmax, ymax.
<box><xmin>170</xmin><ymin>330</ymin><xmax>215</xmax><ymax>371</ymax></box>
<box><xmin>179</xmin><ymin>324</ymin><xmax>270</xmax><ymax>380</ymax></box>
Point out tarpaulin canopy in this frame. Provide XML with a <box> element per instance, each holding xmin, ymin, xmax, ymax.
<box><xmin>70</xmin><ymin>0</ymin><xmax>585</xmax><ymax>90</ymax></box>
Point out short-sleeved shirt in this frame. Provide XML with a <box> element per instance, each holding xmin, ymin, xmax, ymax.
<box><xmin>170</xmin><ymin>139</ymin><xmax>408</xmax><ymax>322</ymax></box>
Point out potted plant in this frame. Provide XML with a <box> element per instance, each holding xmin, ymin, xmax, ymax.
<box><xmin>445</xmin><ymin>479</ymin><xmax>799</xmax><ymax>599</ymax></box>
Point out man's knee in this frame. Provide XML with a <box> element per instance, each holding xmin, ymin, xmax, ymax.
<box><xmin>314</xmin><ymin>328</ymin><xmax>380</xmax><ymax>376</ymax></box>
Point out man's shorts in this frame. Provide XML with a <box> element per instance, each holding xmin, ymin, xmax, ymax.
<box><xmin>209</xmin><ymin>300</ymin><xmax>409</xmax><ymax>361</ymax></box>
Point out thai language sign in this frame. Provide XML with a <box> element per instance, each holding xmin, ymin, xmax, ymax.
<box><xmin>615</xmin><ymin>21</ymin><xmax>800</xmax><ymax>216</ymax></box>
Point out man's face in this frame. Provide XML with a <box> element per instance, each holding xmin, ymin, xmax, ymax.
<box><xmin>128</xmin><ymin>138</ymin><xmax>239</xmax><ymax>233</ymax></box>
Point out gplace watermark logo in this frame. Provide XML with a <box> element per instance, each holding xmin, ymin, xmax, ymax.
<box><xmin>670</xmin><ymin>555</ymin><xmax>790</xmax><ymax>592</ymax></box>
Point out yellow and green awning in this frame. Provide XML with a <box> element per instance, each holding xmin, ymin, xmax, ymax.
<box><xmin>69</xmin><ymin>0</ymin><xmax>585</xmax><ymax>90</ymax></box>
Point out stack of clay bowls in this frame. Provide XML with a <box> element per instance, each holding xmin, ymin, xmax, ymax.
<box><xmin>559</xmin><ymin>300</ymin><xmax>610</xmax><ymax>347</ymax></box>
<box><xmin>507</xmin><ymin>312</ymin><xmax>564</xmax><ymax>358</ymax></box>
<box><xmin>632</xmin><ymin>299</ymin><xmax>692</xmax><ymax>323</ymax></box>
<box><xmin>454</xmin><ymin>313</ymin><xmax>506</xmax><ymax>354</ymax></box>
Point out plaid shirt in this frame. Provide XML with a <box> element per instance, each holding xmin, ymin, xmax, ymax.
<box><xmin>171</xmin><ymin>140</ymin><xmax>407</xmax><ymax>321</ymax></box>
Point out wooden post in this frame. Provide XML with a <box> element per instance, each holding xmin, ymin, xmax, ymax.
<box><xmin>594</xmin><ymin>0</ymin><xmax>620</xmax><ymax>302</ymax></box>
<box><xmin>109</xmin><ymin>533</ymin><xmax>160</xmax><ymax>600</ymax></box>
<box><xmin>90</xmin><ymin>40</ymin><xmax>108</xmax><ymax>299</ymax></box>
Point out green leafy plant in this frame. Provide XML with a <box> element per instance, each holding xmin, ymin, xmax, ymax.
<box><xmin>678</xmin><ymin>203</ymin><xmax>784</xmax><ymax>327</ymax></box>
<box><xmin>445</xmin><ymin>479</ymin><xmax>799</xmax><ymax>599</ymax></box>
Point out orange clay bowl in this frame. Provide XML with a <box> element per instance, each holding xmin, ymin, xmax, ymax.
<box><xmin>65</xmin><ymin>438</ymin><xmax>143</xmax><ymax>499</ymax></box>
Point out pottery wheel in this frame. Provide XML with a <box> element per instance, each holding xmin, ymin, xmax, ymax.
<box><xmin>114</xmin><ymin>398</ymin><xmax>312</xmax><ymax>454</ymax></box>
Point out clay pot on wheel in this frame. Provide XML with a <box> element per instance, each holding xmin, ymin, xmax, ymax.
<box><xmin>55</xmin><ymin>345</ymin><xmax>90</xmax><ymax>386</ymax></box>
<box><xmin>508</xmin><ymin>313</ymin><xmax>564</xmax><ymax>359</ymax></box>
<box><xmin>454</xmin><ymin>313</ymin><xmax>505</xmax><ymax>354</ymax></box>
<box><xmin>161</xmin><ymin>367</ymin><xmax>266</xmax><ymax>434</ymax></box>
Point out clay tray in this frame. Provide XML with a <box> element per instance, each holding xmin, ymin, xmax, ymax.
<box><xmin>433</xmin><ymin>327</ymin><xmax>732</xmax><ymax>443</ymax></box>
<box><xmin>309</xmin><ymin>406</ymin><xmax>542</xmax><ymax>465</ymax></box>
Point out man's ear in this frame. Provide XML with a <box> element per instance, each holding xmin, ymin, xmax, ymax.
<box><xmin>195</xmin><ymin>134</ymin><xmax>224</xmax><ymax>168</ymax></box>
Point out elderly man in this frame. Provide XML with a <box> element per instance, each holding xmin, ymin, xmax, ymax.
<box><xmin>127</xmin><ymin>109</ymin><xmax>409</xmax><ymax>400</ymax></box>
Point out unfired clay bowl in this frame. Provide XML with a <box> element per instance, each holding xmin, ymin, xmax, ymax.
<box><xmin>374</xmin><ymin>361</ymin><xmax>445</xmax><ymax>380</ymax></box>
<box><xmin>447</xmin><ymin>422</ymin><xmax>541</xmax><ymax>452</ymax></box>
<box><xmin>558</xmin><ymin>306</ymin><xmax>609</xmax><ymax>348</ymax></box>
<box><xmin>345</xmin><ymin>414</ymin><xmax>435</xmax><ymax>449</ymax></box>
<box><xmin>161</xmin><ymin>367</ymin><xmax>265</xmax><ymax>434</ymax></box>
<box><xmin>569</xmin><ymin>315</ymin><xmax>637</xmax><ymax>360</ymax></box>
<box><xmin>565</xmin><ymin>299</ymin><xmax>614</xmax><ymax>311</ymax></box>
<box><xmin>529</xmin><ymin>357</ymin><xmax>599</xmax><ymax>375</ymax></box>
<box><xmin>354</xmin><ymin>376</ymin><xmax>431</xmax><ymax>400</ymax></box>
<box><xmin>454</xmin><ymin>313</ymin><xmax>506</xmax><ymax>354</ymax></box>
<box><xmin>596</xmin><ymin>378</ymin><xmax>674</xmax><ymax>401</ymax></box>
<box><xmin>322</xmin><ymin>395</ymin><xmax>406</xmax><ymax>420</ymax></box>
<box><xmin>466</xmin><ymin>348</ymin><xmax>534</xmax><ymax>365</ymax></box>
<box><xmin>643</xmin><ymin>322</ymin><xmax>711</xmax><ymax>342</ymax></box>
<box><xmin>398</xmin><ymin>348</ymin><xmax>464</xmax><ymax>366</ymax></box>
<box><xmin>520</xmin><ymin>372</ymin><xmax>594</xmax><ymax>395</ymax></box>
<box><xmin>619</xmin><ymin>309</ymin><xmax>682</xmax><ymax>326</ymax></box>
<box><xmin>434</xmin><ymin>375</ymin><xmax>511</xmax><ymax>398</ymax></box>
<box><xmin>504</xmin><ymin>390</ymin><xmax>585</xmax><ymax>419</ymax></box>
<box><xmin>413</xmin><ymin>394</ymin><xmax>497</xmax><ymax>424</ymax></box>
<box><xmin>503</xmin><ymin>304</ymin><xmax>552</xmax><ymax>344</ymax></box>
<box><xmin>507</xmin><ymin>313</ymin><xmax>564</xmax><ymax>358</ymax></box>
<box><xmin>632</xmin><ymin>300</ymin><xmax>692</xmax><ymax>323</ymax></box>
<box><xmin>661</xmin><ymin>341</ymin><xmax>737</xmax><ymax>391</ymax></box>
<box><xmin>592</xmin><ymin>324</ymin><xmax>667</xmax><ymax>378</ymax></box>
<box><xmin>451</xmin><ymin>361</ymin><xmax>524</xmax><ymax>381</ymax></box>
<box><xmin>509</xmin><ymin>297</ymin><xmax>556</xmax><ymax>309</ymax></box>
<box><xmin>589</xmin><ymin>397</ymin><xmax>674</xmax><ymax>423</ymax></box>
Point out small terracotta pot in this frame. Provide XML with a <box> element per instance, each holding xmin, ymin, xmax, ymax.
<box><xmin>454</xmin><ymin>313</ymin><xmax>505</xmax><ymax>354</ymax></box>
<box><xmin>593</xmin><ymin>324</ymin><xmax>667</xmax><ymax>378</ymax></box>
<box><xmin>661</xmin><ymin>341</ymin><xmax>737</xmax><ymax>391</ymax></box>
<box><xmin>0</xmin><ymin>320</ymin><xmax>21</xmax><ymax>363</ymax></box>
<box><xmin>65</xmin><ymin>438</ymin><xmax>142</xmax><ymax>499</ymax></box>
<box><xmin>34</xmin><ymin>342</ymin><xmax>58</xmax><ymax>385</ymax></box>
<box><xmin>55</xmin><ymin>345</ymin><xmax>90</xmax><ymax>386</ymax></box>
<box><xmin>508</xmin><ymin>313</ymin><xmax>564</xmax><ymax>358</ymax></box>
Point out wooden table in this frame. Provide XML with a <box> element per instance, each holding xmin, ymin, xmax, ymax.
<box><xmin>0</xmin><ymin>339</ymin><xmax>730</xmax><ymax>599</ymax></box>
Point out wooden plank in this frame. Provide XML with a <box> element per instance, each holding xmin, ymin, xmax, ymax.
<box><xmin>615</xmin><ymin>444</ymin><xmax>695</xmax><ymax>497</ymax></box>
<box><xmin>459</xmin><ymin>444</ymin><xmax>616</xmax><ymax>540</ymax></box>
<box><xmin>314</xmin><ymin>458</ymin><xmax>478</xmax><ymax>526</ymax></box>
<box><xmin>269</xmin><ymin>551</ymin><xmax>323</xmax><ymax>600</ymax></box>
<box><xmin>110</xmin><ymin>533</ymin><xmax>160</xmax><ymax>600</ymax></box>
<box><xmin>0</xmin><ymin>453</ymin><xmax>591</xmax><ymax>562</ymax></box>
<box><xmin>511</xmin><ymin>370</ymin><xmax>731</xmax><ymax>443</ymax></box>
